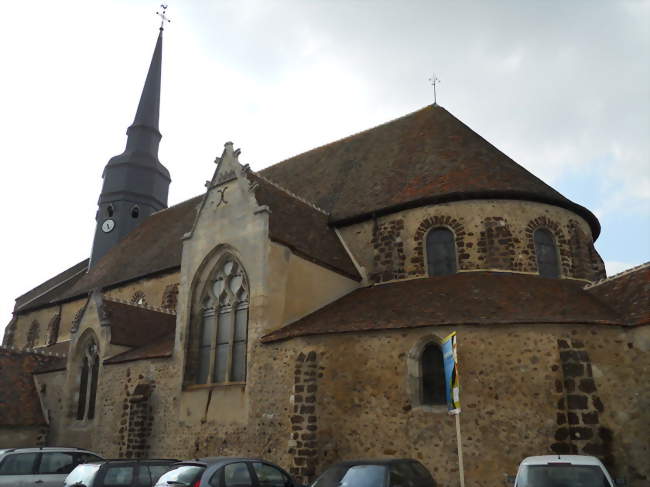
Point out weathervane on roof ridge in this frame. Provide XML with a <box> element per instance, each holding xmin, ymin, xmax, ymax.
<box><xmin>156</xmin><ymin>4</ymin><xmax>171</xmax><ymax>31</ymax></box>
<box><xmin>428</xmin><ymin>73</ymin><xmax>440</xmax><ymax>105</ymax></box>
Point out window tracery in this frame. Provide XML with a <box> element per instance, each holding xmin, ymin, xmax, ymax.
<box><xmin>195</xmin><ymin>256</ymin><xmax>249</xmax><ymax>385</ymax></box>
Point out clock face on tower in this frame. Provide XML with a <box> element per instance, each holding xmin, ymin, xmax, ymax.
<box><xmin>101</xmin><ymin>219</ymin><xmax>115</xmax><ymax>233</ymax></box>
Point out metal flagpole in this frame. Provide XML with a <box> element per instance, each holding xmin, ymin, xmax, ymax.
<box><xmin>454</xmin><ymin>412</ymin><xmax>466</xmax><ymax>487</ymax></box>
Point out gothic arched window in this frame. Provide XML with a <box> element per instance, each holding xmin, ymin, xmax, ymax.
<box><xmin>76</xmin><ymin>340</ymin><xmax>100</xmax><ymax>420</ymax></box>
<box><xmin>534</xmin><ymin>228</ymin><xmax>560</xmax><ymax>278</ymax></box>
<box><xmin>426</xmin><ymin>227</ymin><xmax>457</xmax><ymax>276</ymax></box>
<box><xmin>421</xmin><ymin>343</ymin><xmax>446</xmax><ymax>406</ymax></box>
<box><xmin>196</xmin><ymin>256</ymin><xmax>249</xmax><ymax>385</ymax></box>
<box><xmin>26</xmin><ymin>320</ymin><xmax>40</xmax><ymax>349</ymax></box>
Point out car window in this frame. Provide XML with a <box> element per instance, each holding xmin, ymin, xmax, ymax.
<box><xmin>408</xmin><ymin>462</ymin><xmax>435</xmax><ymax>486</ymax></box>
<box><xmin>64</xmin><ymin>463</ymin><xmax>102</xmax><ymax>486</ymax></box>
<box><xmin>0</xmin><ymin>453</ymin><xmax>38</xmax><ymax>475</ymax></box>
<box><xmin>157</xmin><ymin>465</ymin><xmax>205</xmax><ymax>486</ymax></box>
<box><xmin>252</xmin><ymin>463</ymin><xmax>290</xmax><ymax>487</ymax></box>
<box><xmin>390</xmin><ymin>463</ymin><xmax>415</xmax><ymax>487</ymax></box>
<box><xmin>224</xmin><ymin>462</ymin><xmax>253</xmax><ymax>487</ymax></box>
<box><xmin>78</xmin><ymin>453</ymin><xmax>104</xmax><ymax>464</ymax></box>
<box><xmin>147</xmin><ymin>465</ymin><xmax>172</xmax><ymax>484</ymax></box>
<box><xmin>339</xmin><ymin>465</ymin><xmax>386</xmax><ymax>487</ymax></box>
<box><xmin>311</xmin><ymin>466</ymin><xmax>348</xmax><ymax>487</ymax></box>
<box><xmin>103</xmin><ymin>465</ymin><xmax>135</xmax><ymax>486</ymax></box>
<box><xmin>517</xmin><ymin>465</ymin><xmax>611</xmax><ymax>487</ymax></box>
<box><xmin>136</xmin><ymin>465</ymin><xmax>152</xmax><ymax>487</ymax></box>
<box><xmin>38</xmin><ymin>452</ymin><xmax>77</xmax><ymax>475</ymax></box>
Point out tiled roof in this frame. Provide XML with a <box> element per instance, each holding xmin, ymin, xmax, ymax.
<box><xmin>14</xmin><ymin>259</ymin><xmax>88</xmax><ymax>312</ymax></box>
<box><xmin>260</xmin><ymin>272</ymin><xmax>624</xmax><ymax>343</ymax></box>
<box><xmin>16</xmin><ymin>105</ymin><xmax>600</xmax><ymax>313</ymax></box>
<box><xmin>104</xmin><ymin>332</ymin><xmax>174</xmax><ymax>365</ymax></box>
<box><xmin>103</xmin><ymin>299</ymin><xmax>176</xmax><ymax>348</ymax></box>
<box><xmin>250</xmin><ymin>173</ymin><xmax>360</xmax><ymax>280</ymax></box>
<box><xmin>260</xmin><ymin>105</ymin><xmax>599</xmax><ymax>236</ymax></box>
<box><xmin>586</xmin><ymin>263</ymin><xmax>650</xmax><ymax>326</ymax></box>
<box><xmin>0</xmin><ymin>348</ymin><xmax>63</xmax><ymax>426</ymax></box>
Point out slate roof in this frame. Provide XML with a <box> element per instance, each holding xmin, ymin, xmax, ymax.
<box><xmin>586</xmin><ymin>263</ymin><xmax>650</xmax><ymax>326</ymax></box>
<box><xmin>260</xmin><ymin>272</ymin><xmax>625</xmax><ymax>343</ymax></box>
<box><xmin>0</xmin><ymin>349</ymin><xmax>63</xmax><ymax>426</ymax></box>
<box><xmin>260</xmin><ymin>105</ymin><xmax>600</xmax><ymax>236</ymax></box>
<box><xmin>103</xmin><ymin>299</ymin><xmax>176</xmax><ymax>348</ymax></box>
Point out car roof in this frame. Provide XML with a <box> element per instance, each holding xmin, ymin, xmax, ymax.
<box><xmin>0</xmin><ymin>447</ymin><xmax>100</xmax><ymax>454</ymax></box>
<box><xmin>328</xmin><ymin>458</ymin><xmax>419</xmax><ymax>467</ymax></box>
<box><xmin>176</xmin><ymin>457</ymin><xmax>266</xmax><ymax>467</ymax></box>
<box><xmin>520</xmin><ymin>455</ymin><xmax>606</xmax><ymax>466</ymax></box>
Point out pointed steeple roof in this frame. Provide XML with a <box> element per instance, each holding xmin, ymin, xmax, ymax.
<box><xmin>132</xmin><ymin>29</ymin><xmax>162</xmax><ymax>132</ymax></box>
<box><xmin>105</xmin><ymin>28</ymin><xmax>168</xmax><ymax>176</ymax></box>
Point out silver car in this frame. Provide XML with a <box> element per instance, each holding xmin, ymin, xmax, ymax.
<box><xmin>0</xmin><ymin>447</ymin><xmax>103</xmax><ymax>487</ymax></box>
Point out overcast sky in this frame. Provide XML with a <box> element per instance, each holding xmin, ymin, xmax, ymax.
<box><xmin>1</xmin><ymin>0</ymin><xmax>648</xmax><ymax>338</ymax></box>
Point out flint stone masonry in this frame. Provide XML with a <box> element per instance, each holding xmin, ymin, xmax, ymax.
<box><xmin>338</xmin><ymin>200</ymin><xmax>604</xmax><ymax>284</ymax></box>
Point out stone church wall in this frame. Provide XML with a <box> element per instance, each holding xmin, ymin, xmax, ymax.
<box><xmin>32</xmin><ymin>321</ymin><xmax>648</xmax><ymax>486</ymax></box>
<box><xmin>338</xmin><ymin>200</ymin><xmax>606</xmax><ymax>285</ymax></box>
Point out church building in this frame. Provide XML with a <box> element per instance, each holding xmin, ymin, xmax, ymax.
<box><xmin>1</xmin><ymin>26</ymin><xmax>648</xmax><ymax>487</ymax></box>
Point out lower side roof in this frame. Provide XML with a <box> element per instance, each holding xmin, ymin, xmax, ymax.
<box><xmin>261</xmin><ymin>271</ymin><xmax>625</xmax><ymax>343</ymax></box>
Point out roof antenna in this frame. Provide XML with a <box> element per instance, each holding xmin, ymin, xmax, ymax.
<box><xmin>428</xmin><ymin>73</ymin><xmax>441</xmax><ymax>105</ymax></box>
<box><xmin>156</xmin><ymin>4</ymin><xmax>171</xmax><ymax>31</ymax></box>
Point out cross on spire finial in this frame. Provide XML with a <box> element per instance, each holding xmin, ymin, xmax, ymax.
<box><xmin>428</xmin><ymin>73</ymin><xmax>441</xmax><ymax>105</ymax></box>
<box><xmin>156</xmin><ymin>4</ymin><xmax>171</xmax><ymax>30</ymax></box>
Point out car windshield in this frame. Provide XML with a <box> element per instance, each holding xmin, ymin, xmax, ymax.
<box><xmin>312</xmin><ymin>465</ymin><xmax>386</xmax><ymax>487</ymax></box>
<box><xmin>517</xmin><ymin>464</ymin><xmax>612</xmax><ymax>487</ymax></box>
<box><xmin>64</xmin><ymin>463</ymin><xmax>101</xmax><ymax>486</ymax></box>
<box><xmin>155</xmin><ymin>465</ymin><xmax>204</xmax><ymax>486</ymax></box>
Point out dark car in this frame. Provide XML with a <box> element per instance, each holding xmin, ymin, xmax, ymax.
<box><xmin>310</xmin><ymin>459</ymin><xmax>436</xmax><ymax>487</ymax></box>
<box><xmin>153</xmin><ymin>457</ymin><xmax>300</xmax><ymax>487</ymax></box>
<box><xmin>64</xmin><ymin>459</ymin><xmax>178</xmax><ymax>487</ymax></box>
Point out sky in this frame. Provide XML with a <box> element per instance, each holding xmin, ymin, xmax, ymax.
<box><xmin>0</xmin><ymin>0</ymin><xmax>648</xmax><ymax>338</ymax></box>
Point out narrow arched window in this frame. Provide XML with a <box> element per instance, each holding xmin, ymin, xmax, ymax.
<box><xmin>76</xmin><ymin>341</ymin><xmax>99</xmax><ymax>420</ymax></box>
<box><xmin>426</xmin><ymin>227</ymin><xmax>457</xmax><ymax>276</ymax></box>
<box><xmin>534</xmin><ymin>228</ymin><xmax>560</xmax><ymax>278</ymax></box>
<box><xmin>196</xmin><ymin>257</ymin><xmax>249</xmax><ymax>385</ymax></box>
<box><xmin>421</xmin><ymin>343</ymin><xmax>446</xmax><ymax>405</ymax></box>
<box><xmin>26</xmin><ymin>321</ymin><xmax>40</xmax><ymax>349</ymax></box>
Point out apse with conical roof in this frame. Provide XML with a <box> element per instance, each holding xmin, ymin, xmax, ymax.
<box><xmin>90</xmin><ymin>28</ymin><xmax>171</xmax><ymax>268</ymax></box>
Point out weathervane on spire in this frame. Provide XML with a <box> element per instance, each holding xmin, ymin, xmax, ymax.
<box><xmin>428</xmin><ymin>73</ymin><xmax>440</xmax><ymax>105</ymax></box>
<box><xmin>156</xmin><ymin>4</ymin><xmax>171</xmax><ymax>30</ymax></box>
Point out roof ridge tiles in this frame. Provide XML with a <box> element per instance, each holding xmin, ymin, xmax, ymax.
<box><xmin>584</xmin><ymin>261</ymin><xmax>650</xmax><ymax>289</ymax></box>
<box><xmin>250</xmin><ymin>171</ymin><xmax>330</xmax><ymax>215</ymax></box>
<box><xmin>103</xmin><ymin>296</ymin><xmax>176</xmax><ymax>315</ymax></box>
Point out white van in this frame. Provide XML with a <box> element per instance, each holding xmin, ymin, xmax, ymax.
<box><xmin>514</xmin><ymin>455</ymin><xmax>617</xmax><ymax>487</ymax></box>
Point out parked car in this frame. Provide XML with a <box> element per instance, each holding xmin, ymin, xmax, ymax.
<box><xmin>0</xmin><ymin>447</ymin><xmax>104</xmax><ymax>487</ymax></box>
<box><xmin>514</xmin><ymin>455</ymin><xmax>618</xmax><ymax>487</ymax></box>
<box><xmin>64</xmin><ymin>458</ymin><xmax>178</xmax><ymax>487</ymax></box>
<box><xmin>154</xmin><ymin>457</ymin><xmax>300</xmax><ymax>487</ymax></box>
<box><xmin>310</xmin><ymin>459</ymin><xmax>436</xmax><ymax>487</ymax></box>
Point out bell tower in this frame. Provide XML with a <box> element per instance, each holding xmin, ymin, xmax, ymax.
<box><xmin>90</xmin><ymin>28</ymin><xmax>171</xmax><ymax>267</ymax></box>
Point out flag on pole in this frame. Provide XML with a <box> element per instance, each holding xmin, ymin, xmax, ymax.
<box><xmin>442</xmin><ymin>331</ymin><xmax>460</xmax><ymax>414</ymax></box>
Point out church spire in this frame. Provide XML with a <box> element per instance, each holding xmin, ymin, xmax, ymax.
<box><xmin>131</xmin><ymin>29</ymin><xmax>162</xmax><ymax>136</ymax></box>
<box><xmin>89</xmin><ymin>28</ymin><xmax>171</xmax><ymax>268</ymax></box>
